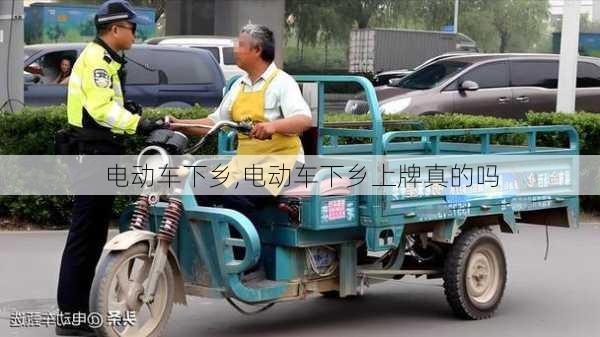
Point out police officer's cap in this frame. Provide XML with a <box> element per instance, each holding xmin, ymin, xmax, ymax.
<box><xmin>95</xmin><ymin>0</ymin><xmax>152</xmax><ymax>28</ymax></box>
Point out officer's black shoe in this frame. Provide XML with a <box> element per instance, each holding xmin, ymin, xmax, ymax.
<box><xmin>55</xmin><ymin>323</ymin><xmax>96</xmax><ymax>336</ymax></box>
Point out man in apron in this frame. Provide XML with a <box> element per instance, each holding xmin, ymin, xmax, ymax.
<box><xmin>170</xmin><ymin>24</ymin><xmax>313</xmax><ymax>220</ymax></box>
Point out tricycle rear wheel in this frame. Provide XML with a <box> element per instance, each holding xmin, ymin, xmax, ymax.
<box><xmin>443</xmin><ymin>227</ymin><xmax>506</xmax><ymax>320</ymax></box>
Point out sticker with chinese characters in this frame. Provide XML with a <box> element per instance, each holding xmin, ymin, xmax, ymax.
<box><xmin>327</xmin><ymin>199</ymin><xmax>346</xmax><ymax>221</ymax></box>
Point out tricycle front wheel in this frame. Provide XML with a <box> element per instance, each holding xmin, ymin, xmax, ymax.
<box><xmin>443</xmin><ymin>227</ymin><xmax>507</xmax><ymax>320</ymax></box>
<box><xmin>90</xmin><ymin>242</ymin><xmax>174</xmax><ymax>337</ymax></box>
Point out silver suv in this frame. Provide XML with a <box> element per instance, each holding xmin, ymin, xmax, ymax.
<box><xmin>349</xmin><ymin>53</ymin><xmax>600</xmax><ymax>118</ymax></box>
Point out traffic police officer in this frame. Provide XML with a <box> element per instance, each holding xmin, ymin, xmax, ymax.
<box><xmin>55</xmin><ymin>1</ymin><xmax>161</xmax><ymax>335</ymax></box>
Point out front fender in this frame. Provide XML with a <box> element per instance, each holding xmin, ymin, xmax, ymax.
<box><xmin>104</xmin><ymin>230</ymin><xmax>156</xmax><ymax>251</ymax></box>
<box><xmin>104</xmin><ymin>230</ymin><xmax>187</xmax><ymax>305</ymax></box>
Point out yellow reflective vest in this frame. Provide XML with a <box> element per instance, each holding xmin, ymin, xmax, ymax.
<box><xmin>67</xmin><ymin>39</ymin><xmax>140</xmax><ymax>135</ymax></box>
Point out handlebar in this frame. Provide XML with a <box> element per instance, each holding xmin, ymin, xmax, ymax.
<box><xmin>168</xmin><ymin>120</ymin><xmax>253</xmax><ymax>135</ymax></box>
<box><xmin>163</xmin><ymin>117</ymin><xmax>253</xmax><ymax>154</ymax></box>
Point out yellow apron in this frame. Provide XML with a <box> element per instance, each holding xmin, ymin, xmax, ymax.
<box><xmin>222</xmin><ymin>69</ymin><xmax>302</xmax><ymax>195</ymax></box>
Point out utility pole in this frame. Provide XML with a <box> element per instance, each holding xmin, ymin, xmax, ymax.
<box><xmin>556</xmin><ymin>0</ymin><xmax>581</xmax><ymax>113</ymax></box>
<box><xmin>0</xmin><ymin>0</ymin><xmax>24</xmax><ymax>112</ymax></box>
<box><xmin>453</xmin><ymin>0</ymin><xmax>459</xmax><ymax>33</ymax></box>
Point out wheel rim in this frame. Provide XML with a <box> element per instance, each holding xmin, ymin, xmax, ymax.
<box><xmin>465</xmin><ymin>245</ymin><xmax>500</xmax><ymax>305</ymax></box>
<box><xmin>107</xmin><ymin>253</ymin><xmax>169</xmax><ymax>337</ymax></box>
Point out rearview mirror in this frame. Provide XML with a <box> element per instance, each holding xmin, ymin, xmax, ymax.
<box><xmin>344</xmin><ymin>99</ymin><xmax>370</xmax><ymax>115</ymax></box>
<box><xmin>24</xmin><ymin>72</ymin><xmax>40</xmax><ymax>84</ymax></box>
<box><xmin>459</xmin><ymin>80</ymin><xmax>479</xmax><ymax>91</ymax></box>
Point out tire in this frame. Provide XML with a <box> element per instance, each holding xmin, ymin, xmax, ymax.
<box><xmin>443</xmin><ymin>227</ymin><xmax>507</xmax><ymax>320</ymax></box>
<box><xmin>90</xmin><ymin>243</ymin><xmax>174</xmax><ymax>337</ymax></box>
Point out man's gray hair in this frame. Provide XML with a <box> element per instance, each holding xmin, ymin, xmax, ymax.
<box><xmin>241</xmin><ymin>24</ymin><xmax>275</xmax><ymax>63</ymax></box>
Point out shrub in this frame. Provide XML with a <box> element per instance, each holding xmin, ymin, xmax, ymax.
<box><xmin>1</xmin><ymin>107</ymin><xmax>598</xmax><ymax>227</ymax></box>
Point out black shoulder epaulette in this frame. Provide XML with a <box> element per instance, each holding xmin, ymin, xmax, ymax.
<box><xmin>103</xmin><ymin>52</ymin><xmax>112</xmax><ymax>64</ymax></box>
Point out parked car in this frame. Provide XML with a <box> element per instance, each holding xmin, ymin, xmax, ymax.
<box><xmin>372</xmin><ymin>52</ymin><xmax>477</xmax><ymax>86</ymax></box>
<box><xmin>145</xmin><ymin>35</ymin><xmax>245</xmax><ymax>81</ymax></box>
<box><xmin>372</xmin><ymin>69</ymin><xmax>414</xmax><ymax>87</ymax></box>
<box><xmin>347</xmin><ymin>53</ymin><xmax>600</xmax><ymax>118</ymax></box>
<box><xmin>23</xmin><ymin>43</ymin><xmax>225</xmax><ymax>108</ymax></box>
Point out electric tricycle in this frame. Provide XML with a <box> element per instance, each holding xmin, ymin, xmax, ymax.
<box><xmin>90</xmin><ymin>76</ymin><xmax>579</xmax><ymax>337</ymax></box>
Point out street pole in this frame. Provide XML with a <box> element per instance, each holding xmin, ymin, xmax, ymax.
<box><xmin>453</xmin><ymin>0</ymin><xmax>459</xmax><ymax>33</ymax></box>
<box><xmin>556</xmin><ymin>0</ymin><xmax>580</xmax><ymax>114</ymax></box>
<box><xmin>0</xmin><ymin>0</ymin><xmax>24</xmax><ymax>113</ymax></box>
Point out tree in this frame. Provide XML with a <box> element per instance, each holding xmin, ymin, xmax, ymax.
<box><xmin>286</xmin><ymin>0</ymin><xmax>392</xmax><ymax>64</ymax></box>
<box><xmin>395</xmin><ymin>0</ymin><xmax>455</xmax><ymax>31</ymax></box>
<box><xmin>286</xmin><ymin>1</ymin><xmax>323</xmax><ymax>61</ymax></box>
<box><xmin>460</xmin><ymin>0</ymin><xmax>549</xmax><ymax>53</ymax></box>
<box><xmin>286</xmin><ymin>0</ymin><xmax>355</xmax><ymax>62</ymax></box>
<box><xmin>335</xmin><ymin>0</ymin><xmax>389</xmax><ymax>29</ymax></box>
<box><xmin>458</xmin><ymin>3</ymin><xmax>500</xmax><ymax>52</ymax></box>
<box><xmin>319</xmin><ymin>6</ymin><xmax>353</xmax><ymax>66</ymax></box>
<box><xmin>286</xmin><ymin>0</ymin><xmax>552</xmax><ymax>68</ymax></box>
<box><xmin>388</xmin><ymin>0</ymin><xmax>550</xmax><ymax>53</ymax></box>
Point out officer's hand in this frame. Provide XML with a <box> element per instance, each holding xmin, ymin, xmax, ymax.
<box><xmin>250</xmin><ymin>122</ymin><xmax>276</xmax><ymax>140</ymax></box>
<box><xmin>125</xmin><ymin>100</ymin><xmax>143</xmax><ymax>115</ymax></box>
<box><xmin>136</xmin><ymin>117</ymin><xmax>164</xmax><ymax>135</ymax></box>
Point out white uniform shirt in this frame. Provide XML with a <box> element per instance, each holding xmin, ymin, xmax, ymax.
<box><xmin>208</xmin><ymin>63</ymin><xmax>312</xmax><ymax>161</ymax></box>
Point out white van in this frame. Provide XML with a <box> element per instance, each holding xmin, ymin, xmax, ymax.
<box><xmin>146</xmin><ymin>35</ymin><xmax>246</xmax><ymax>81</ymax></box>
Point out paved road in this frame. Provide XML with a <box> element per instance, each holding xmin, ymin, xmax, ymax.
<box><xmin>1</xmin><ymin>224</ymin><xmax>599</xmax><ymax>337</ymax></box>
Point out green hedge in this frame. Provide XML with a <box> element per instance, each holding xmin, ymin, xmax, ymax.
<box><xmin>0</xmin><ymin>105</ymin><xmax>211</xmax><ymax>227</ymax></box>
<box><xmin>1</xmin><ymin>107</ymin><xmax>599</xmax><ymax>228</ymax></box>
<box><xmin>0</xmin><ymin>105</ymin><xmax>212</xmax><ymax>155</ymax></box>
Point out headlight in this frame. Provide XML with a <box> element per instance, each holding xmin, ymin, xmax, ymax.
<box><xmin>379</xmin><ymin>97</ymin><xmax>411</xmax><ymax>114</ymax></box>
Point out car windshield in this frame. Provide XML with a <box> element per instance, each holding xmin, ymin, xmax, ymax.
<box><xmin>395</xmin><ymin>60</ymin><xmax>469</xmax><ymax>90</ymax></box>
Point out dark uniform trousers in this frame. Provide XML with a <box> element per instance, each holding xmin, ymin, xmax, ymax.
<box><xmin>57</xmin><ymin>137</ymin><xmax>122</xmax><ymax>314</ymax></box>
<box><xmin>57</xmin><ymin>194</ymin><xmax>115</xmax><ymax>314</ymax></box>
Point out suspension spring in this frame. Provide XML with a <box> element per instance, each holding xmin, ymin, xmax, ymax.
<box><xmin>157</xmin><ymin>198</ymin><xmax>184</xmax><ymax>243</ymax></box>
<box><xmin>129</xmin><ymin>195</ymin><xmax>150</xmax><ymax>231</ymax></box>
